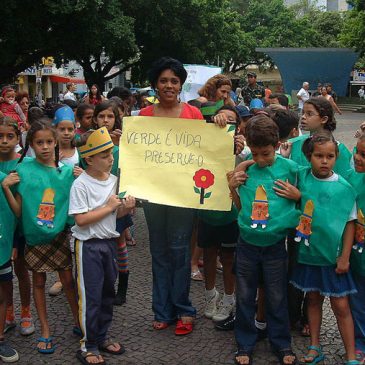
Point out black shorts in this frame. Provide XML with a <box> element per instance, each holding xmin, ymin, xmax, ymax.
<box><xmin>0</xmin><ymin>260</ymin><xmax>13</xmax><ymax>282</ymax></box>
<box><xmin>197</xmin><ymin>220</ymin><xmax>238</xmax><ymax>250</ymax></box>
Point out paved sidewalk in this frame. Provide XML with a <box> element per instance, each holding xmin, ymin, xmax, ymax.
<box><xmin>6</xmin><ymin>111</ymin><xmax>362</xmax><ymax>364</ymax></box>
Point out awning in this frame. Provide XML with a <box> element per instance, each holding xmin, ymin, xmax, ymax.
<box><xmin>50</xmin><ymin>75</ymin><xmax>86</xmax><ymax>84</ymax></box>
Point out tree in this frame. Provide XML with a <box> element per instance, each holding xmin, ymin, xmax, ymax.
<box><xmin>44</xmin><ymin>0</ymin><xmax>138</xmax><ymax>91</ymax></box>
<box><xmin>223</xmin><ymin>0</ymin><xmax>321</xmax><ymax>72</ymax></box>
<box><xmin>340</xmin><ymin>0</ymin><xmax>365</xmax><ymax>62</ymax></box>
<box><xmin>0</xmin><ymin>1</ymin><xmax>54</xmax><ymax>83</ymax></box>
<box><xmin>124</xmin><ymin>0</ymin><xmax>244</xmax><ymax>83</ymax></box>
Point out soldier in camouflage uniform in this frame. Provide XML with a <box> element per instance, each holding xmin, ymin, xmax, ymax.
<box><xmin>240</xmin><ymin>72</ymin><xmax>265</xmax><ymax>105</ymax></box>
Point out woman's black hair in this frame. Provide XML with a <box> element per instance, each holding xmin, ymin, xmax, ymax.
<box><xmin>89</xmin><ymin>84</ymin><xmax>102</xmax><ymax>101</ymax></box>
<box><xmin>93</xmin><ymin>100</ymin><xmax>121</xmax><ymax>131</ymax></box>
<box><xmin>302</xmin><ymin>130</ymin><xmax>339</xmax><ymax>161</ymax></box>
<box><xmin>304</xmin><ymin>98</ymin><xmax>336</xmax><ymax>132</ymax></box>
<box><xmin>107</xmin><ymin>87</ymin><xmax>131</xmax><ymax>101</ymax></box>
<box><xmin>18</xmin><ymin>118</ymin><xmax>59</xmax><ymax>169</ymax></box>
<box><xmin>0</xmin><ymin>116</ymin><xmax>20</xmax><ymax>136</ymax></box>
<box><xmin>216</xmin><ymin>105</ymin><xmax>239</xmax><ymax>123</ymax></box>
<box><xmin>28</xmin><ymin>107</ymin><xmax>45</xmax><ymax>125</ymax></box>
<box><xmin>148</xmin><ymin>57</ymin><xmax>187</xmax><ymax>89</ymax></box>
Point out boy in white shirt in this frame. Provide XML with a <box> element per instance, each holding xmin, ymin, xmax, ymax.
<box><xmin>69</xmin><ymin>127</ymin><xmax>135</xmax><ymax>365</ymax></box>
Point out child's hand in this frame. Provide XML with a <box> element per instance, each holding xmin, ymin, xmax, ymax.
<box><xmin>1</xmin><ymin>172</ymin><xmax>20</xmax><ymax>189</ymax></box>
<box><xmin>123</xmin><ymin>196</ymin><xmax>136</xmax><ymax>210</ymax></box>
<box><xmin>354</xmin><ymin>122</ymin><xmax>365</xmax><ymax>138</ymax></box>
<box><xmin>335</xmin><ymin>256</ymin><xmax>350</xmax><ymax>274</ymax></box>
<box><xmin>73</xmin><ymin>166</ymin><xmax>84</xmax><ymax>177</ymax></box>
<box><xmin>213</xmin><ymin>113</ymin><xmax>228</xmax><ymax>128</ymax></box>
<box><xmin>228</xmin><ymin>171</ymin><xmax>248</xmax><ymax>189</ymax></box>
<box><xmin>280</xmin><ymin>141</ymin><xmax>292</xmax><ymax>158</ymax></box>
<box><xmin>234</xmin><ymin>135</ymin><xmax>245</xmax><ymax>155</ymax></box>
<box><xmin>273</xmin><ymin>179</ymin><xmax>301</xmax><ymax>201</ymax></box>
<box><xmin>110</xmin><ymin>129</ymin><xmax>122</xmax><ymax>146</ymax></box>
<box><xmin>106</xmin><ymin>195</ymin><xmax>122</xmax><ymax>211</ymax></box>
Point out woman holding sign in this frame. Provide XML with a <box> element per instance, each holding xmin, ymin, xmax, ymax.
<box><xmin>139</xmin><ymin>57</ymin><xmax>203</xmax><ymax>335</ymax></box>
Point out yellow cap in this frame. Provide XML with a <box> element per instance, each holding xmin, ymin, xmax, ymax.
<box><xmin>254</xmin><ymin>185</ymin><xmax>267</xmax><ymax>201</ymax></box>
<box><xmin>79</xmin><ymin>127</ymin><xmax>114</xmax><ymax>158</ymax></box>
<box><xmin>303</xmin><ymin>200</ymin><xmax>314</xmax><ymax>217</ymax></box>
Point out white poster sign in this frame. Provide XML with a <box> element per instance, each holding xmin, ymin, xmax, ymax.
<box><xmin>181</xmin><ymin>64</ymin><xmax>222</xmax><ymax>103</ymax></box>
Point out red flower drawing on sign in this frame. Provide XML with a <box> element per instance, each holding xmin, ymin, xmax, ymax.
<box><xmin>193</xmin><ymin>169</ymin><xmax>215</xmax><ymax>204</ymax></box>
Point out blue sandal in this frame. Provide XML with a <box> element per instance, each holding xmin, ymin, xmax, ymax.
<box><xmin>37</xmin><ymin>337</ymin><xmax>55</xmax><ymax>354</ymax></box>
<box><xmin>345</xmin><ymin>361</ymin><xmax>361</xmax><ymax>365</ymax></box>
<box><xmin>303</xmin><ymin>345</ymin><xmax>324</xmax><ymax>364</ymax></box>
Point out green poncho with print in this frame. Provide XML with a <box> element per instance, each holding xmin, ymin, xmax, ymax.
<box><xmin>238</xmin><ymin>155</ymin><xmax>300</xmax><ymax>247</ymax></box>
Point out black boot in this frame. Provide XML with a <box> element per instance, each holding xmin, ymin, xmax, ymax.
<box><xmin>114</xmin><ymin>271</ymin><xmax>129</xmax><ymax>306</ymax></box>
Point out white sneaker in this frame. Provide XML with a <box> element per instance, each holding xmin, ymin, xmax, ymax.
<box><xmin>212</xmin><ymin>300</ymin><xmax>235</xmax><ymax>322</ymax></box>
<box><xmin>204</xmin><ymin>290</ymin><xmax>219</xmax><ymax>319</ymax></box>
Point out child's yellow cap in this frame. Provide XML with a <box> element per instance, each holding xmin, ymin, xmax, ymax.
<box><xmin>79</xmin><ymin>127</ymin><xmax>114</xmax><ymax>158</ymax></box>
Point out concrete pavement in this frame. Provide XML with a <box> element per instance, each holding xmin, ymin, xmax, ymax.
<box><xmin>6</xmin><ymin>111</ymin><xmax>363</xmax><ymax>364</ymax></box>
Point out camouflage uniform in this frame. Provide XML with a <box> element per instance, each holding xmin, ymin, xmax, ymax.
<box><xmin>241</xmin><ymin>84</ymin><xmax>265</xmax><ymax>103</ymax></box>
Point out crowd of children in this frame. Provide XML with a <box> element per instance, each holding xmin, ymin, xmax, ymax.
<box><xmin>0</xmin><ymin>76</ymin><xmax>365</xmax><ymax>365</ymax></box>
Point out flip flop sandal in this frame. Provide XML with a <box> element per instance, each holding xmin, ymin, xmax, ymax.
<box><xmin>302</xmin><ymin>345</ymin><xmax>324</xmax><ymax>364</ymax></box>
<box><xmin>191</xmin><ymin>270</ymin><xmax>204</xmax><ymax>281</ymax></box>
<box><xmin>76</xmin><ymin>350</ymin><xmax>106</xmax><ymax>365</ymax></box>
<box><xmin>356</xmin><ymin>350</ymin><xmax>365</xmax><ymax>364</ymax></box>
<box><xmin>275</xmin><ymin>348</ymin><xmax>299</xmax><ymax>365</ymax></box>
<box><xmin>175</xmin><ymin>319</ymin><xmax>193</xmax><ymax>336</ymax></box>
<box><xmin>234</xmin><ymin>350</ymin><xmax>253</xmax><ymax>365</ymax></box>
<box><xmin>152</xmin><ymin>321</ymin><xmax>169</xmax><ymax>330</ymax></box>
<box><xmin>37</xmin><ymin>337</ymin><xmax>55</xmax><ymax>354</ymax></box>
<box><xmin>99</xmin><ymin>340</ymin><xmax>125</xmax><ymax>355</ymax></box>
<box><xmin>345</xmin><ymin>361</ymin><xmax>361</xmax><ymax>365</ymax></box>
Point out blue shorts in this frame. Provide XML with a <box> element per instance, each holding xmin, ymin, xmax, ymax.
<box><xmin>0</xmin><ymin>261</ymin><xmax>13</xmax><ymax>282</ymax></box>
<box><xmin>116</xmin><ymin>214</ymin><xmax>133</xmax><ymax>233</ymax></box>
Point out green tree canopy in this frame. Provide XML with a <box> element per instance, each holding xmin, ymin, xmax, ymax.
<box><xmin>0</xmin><ymin>0</ymin><xmax>347</xmax><ymax>88</ymax></box>
<box><xmin>340</xmin><ymin>0</ymin><xmax>365</xmax><ymax>64</ymax></box>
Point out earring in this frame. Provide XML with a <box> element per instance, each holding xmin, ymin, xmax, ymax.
<box><xmin>178</xmin><ymin>89</ymin><xmax>182</xmax><ymax>103</ymax></box>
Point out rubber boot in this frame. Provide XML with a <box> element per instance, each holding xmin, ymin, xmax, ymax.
<box><xmin>114</xmin><ymin>271</ymin><xmax>129</xmax><ymax>306</ymax></box>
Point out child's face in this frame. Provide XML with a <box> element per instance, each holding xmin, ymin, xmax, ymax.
<box><xmin>249</xmin><ymin>144</ymin><xmax>277</xmax><ymax>168</ymax></box>
<box><xmin>218</xmin><ymin>109</ymin><xmax>237</xmax><ymax>123</ymax></box>
<box><xmin>301</xmin><ymin>104</ymin><xmax>327</xmax><ymax>132</ymax></box>
<box><xmin>80</xmin><ymin>109</ymin><xmax>94</xmax><ymax>130</ymax></box>
<box><xmin>0</xmin><ymin>125</ymin><xmax>19</xmax><ymax>156</ymax></box>
<box><xmin>96</xmin><ymin>107</ymin><xmax>115</xmax><ymax>131</ymax></box>
<box><xmin>86</xmin><ymin>148</ymin><xmax>114</xmax><ymax>174</ymax></box>
<box><xmin>310</xmin><ymin>141</ymin><xmax>337</xmax><ymax>179</ymax></box>
<box><xmin>4</xmin><ymin>91</ymin><xmax>15</xmax><ymax>105</ymax></box>
<box><xmin>56</xmin><ymin>121</ymin><xmax>75</xmax><ymax>145</ymax></box>
<box><xmin>354</xmin><ymin>139</ymin><xmax>365</xmax><ymax>173</ymax></box>
<box><xmin>30</xmin><ymin>129</ymin><xmax>56</xmax><ymax>164</ymax></box>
